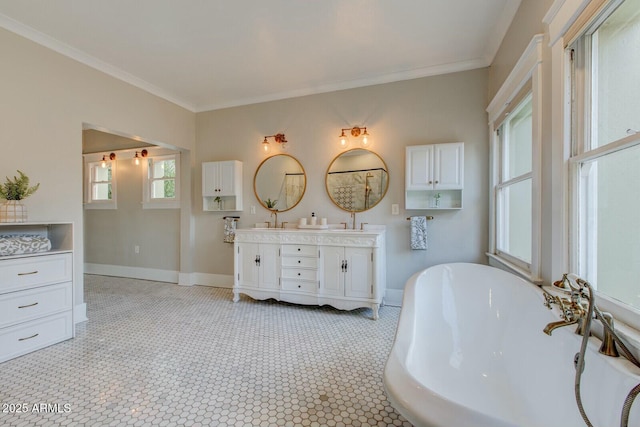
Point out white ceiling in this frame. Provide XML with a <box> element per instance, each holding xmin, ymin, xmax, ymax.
<box><xmin>0</xmin><ymin>0</ymin><xmax>521</xmax><ymax>112</ymax></box>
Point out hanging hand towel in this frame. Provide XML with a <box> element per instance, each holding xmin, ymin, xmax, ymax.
<box><xmin>410</xmin><ymin>216</ymin><xmax>427</xmax><ymax>250</ymax></box>
<box><xmin>223</xmin><ymin>217</ymin><xmax>239</xmax><ymax>243</ymax></box>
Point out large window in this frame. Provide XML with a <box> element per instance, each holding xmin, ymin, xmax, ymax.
<box><xmin>570</xmin><ymin>0</ymin><xmax>640</xmax><ymax>309</ymax></box>
<box><xmin>487</xmin><ymin>35</ymin><xmax>542</xmax><ymax>282</ymax></box>
<box><xmin>496</xmin><ymin>94</ymin><xmax>533</xmax><ymax>267</ymax></box>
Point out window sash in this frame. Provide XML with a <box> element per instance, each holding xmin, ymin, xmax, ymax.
<box><xmin>569</xmin><ymin>0</ymin><xmax>640</xmax><ymax>312</ymax></box>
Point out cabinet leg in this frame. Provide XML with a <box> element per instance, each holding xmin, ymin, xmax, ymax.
<box><xmin>372</xmin><ymin>304</ymin><xmax>380</xmax><ymax>320</ymax></box>
<box><xmin>233</xmin><ymin>291</ymin><xmax>240</xmax><ymax>303</ymax></box>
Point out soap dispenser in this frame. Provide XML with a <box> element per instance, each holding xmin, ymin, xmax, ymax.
<box><xmin>311</xmin><ymin>212</ymin><xmax>317</xmax><ymax>226</ymax></box>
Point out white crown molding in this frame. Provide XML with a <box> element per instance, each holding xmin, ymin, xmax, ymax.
<box><xmin>195</xmin><ymin>58</ymin><xmax>489</xmax><ymax>112</ymax></box>
<box><xmin>0</xmin><ymin>13</ymin><xmax>196</xmax><ymax>112</ymax></box>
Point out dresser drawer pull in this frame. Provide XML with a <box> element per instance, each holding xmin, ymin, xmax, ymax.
<box><xmin>18</xmin><ymin>333</ymin><xmax>39</xmax><ymax>341</ymax></box>
<box><xmin>18</xmin><ymin>270</ymin><xmax>39</xmax><ymax>276</ymax></box>
<box><xmin>18</xmin><ymin>302</ymin><xmax>39</xmax><ymax>309</ymax></box>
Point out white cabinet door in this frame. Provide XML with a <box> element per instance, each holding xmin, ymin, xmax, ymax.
<box><xmin>202</xmin><ymin>161</ymin><xmax>238</xmax><ymax>197</ymax></box>
<box><xmin>321</xmin><ymin>246</ymin><xmax>372</xmax><ymax>298</ymax></box>
<box><xmin>406</xmin><ymin>145</ymin><xmax>434</xmax><ymax>190</ymax></box>
<box><xmin>237</xmin><ymin>243</ymin><xmax>259</xmax><ymax>288</ymax></box>
<box><xmin>217</xmin><ymin>161</ymin><xmax>236</xmax><ymax>196</ymax></box>
<box><xmin>320</xmin><ymin>246</ymin><xmax>345</xmax><ymax>297</ymax></box>
<box><xmin>344</xmin><ymin>248</ymin><xmax>373</xmax><ymax>298</ymax></box>
<box><xmin>434</xmin><ymin>142</ymin><xmax>464</xmax><ymax>190</ymax></box>
<box><xmin>259</xmin><ymin>244</ymin><xmax>280</xmax><ymax>290</ymax></box>
<box><xmin>237</xmin><ymin>243</ymin><xmax>279</xmax><ymax>289</ymax></box>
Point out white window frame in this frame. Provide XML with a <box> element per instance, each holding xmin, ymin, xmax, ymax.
<box><xmin>566</xmin><ymin>0</ymin><xmax>640</xmax><ymax>325</ymax></box>
<box><xmin>545</xmin><ymin>0</ymin><xmax>640</xmax><ymax>330</ymax></box>
<box><xmin>487</xmin><ymin>34</ymin><xmax>543</xmax><ymax>283</ymax></box>
<box><xmin>142</xmin><ymin>150</ymin><xmax>180</xmax><ymax>209</ymax></box>
<box><xmin>83</xmin><ymin>154</ymin><xmax>117</xmax><ymax>210</ymax></box>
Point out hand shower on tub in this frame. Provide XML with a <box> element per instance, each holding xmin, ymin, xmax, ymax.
<box><xmin>542</xmin><ymin>274</ymin><xmax>640</xmax><ymax>427</ymax></box>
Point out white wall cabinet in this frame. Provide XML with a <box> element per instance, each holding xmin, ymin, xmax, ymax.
<box><xmin>0</xmin><ymin>222</ymin><xmax>74</xmax><ymax>363</ymax></box>
<box><xmin>233</xmin><ymin>228</ymin><xmax>386</xmax><ymax>319</ymax></box>
<box><xmin>406</xmin><ymin>142</ymin><xmax>464</xmax><ymax>209</ymax></box>
<box><xmin>202</xmin><ymin>160</ymin><xmax>243</xmax><ymax>211</ymax></box>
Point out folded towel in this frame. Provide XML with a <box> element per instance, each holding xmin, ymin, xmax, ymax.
<box><xmin>410</xmin><ymin>216</ymin><xmax>427</xmax><ymax>250</ymax></box>
<box><xmin>0</xmin><ymin>235</ymin><xmax>52</xmax><ymax>256</ymax></box>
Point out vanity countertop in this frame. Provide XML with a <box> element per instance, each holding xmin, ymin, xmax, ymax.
<box><xmin>234</xmin><ymin>226</ymin><xmax>385</xmax><ymax>246</ymax></box>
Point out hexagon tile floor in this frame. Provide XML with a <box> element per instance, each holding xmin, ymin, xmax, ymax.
<box><xmin>0</xmin><ymin>275</ymin><xmax>412</xmax><ymax>426</ymax></box>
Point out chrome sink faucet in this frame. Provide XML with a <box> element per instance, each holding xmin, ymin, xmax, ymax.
<box><xmin>270</xmin><ymin>211</ymin><xmax>278</xmax><ymax>229</ymax></box>
<box><xmin>350</xmin><ymin>211</ymin><xmax>356</xmax><ymax>230</ymax></box>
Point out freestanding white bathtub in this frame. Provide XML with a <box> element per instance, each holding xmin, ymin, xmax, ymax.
<box><xmin>384</xmin><ymin>263</ymin><xmax>640</xmax><ymax>427</ymax></box>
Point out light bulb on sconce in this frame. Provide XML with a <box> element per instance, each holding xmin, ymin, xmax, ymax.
<box><xmin>338</xmin><ymin>127</ymin><xmax>371</xmax><ymax>149</ymax></box>
<box><xmin>361</xmin><ymin>128</ymin><xmax>371</xmax><ymax>147</ymax></box>
<box><xmin>134</xmin><ymin>149</ymin><xmax>148</xmax><ymax>166</ymax></box>
<box><xmin>261</xmin><ymin>133</ymin><xmax>287</xmax><ymax>153</ymax></box>
<box><xmin>339</xmin><ymin>130</ymin><xmax>349</xmax><ymax>148</ymax></box>
<box><xmin>101</xmin><ymin>153</ymin><xmax>116</xmax><ymax>168</ymax></box>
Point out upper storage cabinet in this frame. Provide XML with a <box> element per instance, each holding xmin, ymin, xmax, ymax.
<box><xmin>202</xmin><ymin>160</ymin><xmax>243</xmax><ymax>211</ymax></box>
<box><xmin>405</xmin><ymin>142</ymin><xmax>464</xmax><ymax>209</ymax></box>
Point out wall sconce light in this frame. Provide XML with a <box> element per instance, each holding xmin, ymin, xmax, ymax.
<box><xmin>262</xmin><ymin>133</ymin><xmax>288</xmax><ymax>153</ymax></box>
<box><xmin>134</xmin><ymin>149</ymin><xmax>148</xmax><ymax>166</ymax></box>
<box><xmin>101</xmin><ymin>153</ymin><xmax>116</xmax><ymax>168</ymax></box>
<box><xmin>338</xmin><ymin>127</ymin><xmax>371</xmax><ymax>149</ymax></box>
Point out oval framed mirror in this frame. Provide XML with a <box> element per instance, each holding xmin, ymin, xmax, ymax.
<box><xmin>254</xmin><ymin>154</ymin><xmax>306</xmax><ymax>212</ymax></box>
<box><xmin>325</xmin><ymin>149</ymin><xmax>389</xmax><ymax>212</ymax></box>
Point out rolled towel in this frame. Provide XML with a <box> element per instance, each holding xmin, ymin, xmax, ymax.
<box><xmin>410</xmin><ymin>216</ymin><xmax>427</xmax><ymax>250</ymax></box>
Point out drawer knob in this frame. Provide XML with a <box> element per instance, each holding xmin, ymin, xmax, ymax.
<box><xmin>298</xmin><ymin>285</ymin><xmax>301</xmax><ymax>288</ymax></box>
<box><xmin>297</xmin><ymin>273</ymin><xmax>301</xmax><ymax>276</ymax></box>
<box><xmin>297</xmin><ymin>248</ymin><xmax>301</xmax><ymax>252</ymax></box>
<box><xmin>18</xmin><ymin>333</ymin><xmax>39</xmax><ymax>341</ymax></box>
<box><xmin>18</xmin><ymin>302</ymin><xmax>39</xmax><ymax>309</ymax></box>
<box><xmin>298</xmin><ymin>260</ymin><xmax>301</xmax><ymax>264</ymax></box>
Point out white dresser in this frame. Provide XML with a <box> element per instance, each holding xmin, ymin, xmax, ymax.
<box><xmin>234</xmin><ymin>227</ymin><xmax>386</xmax><ymax>319</ymax></box>
<box><xmin>0</xmin><ymin>223</ymin><xmax>74</xmax><ymax>363</ymax></box>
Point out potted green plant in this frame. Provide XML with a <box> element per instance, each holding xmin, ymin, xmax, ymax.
<box><xmin>264</xmin><ymin>198</ymin><xmax>278</xmax><ymax>210</ymax></box>
<box><xmin>214</xmin><ymin>196</ymin><xmax>223</xmax><ymax>210</ymax></box>
<box><xmin>0</xmin><ymin>170</ymin><xmax>40</xmax><ymax>223</ymax></box>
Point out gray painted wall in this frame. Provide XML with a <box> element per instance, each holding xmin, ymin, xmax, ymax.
<box><xmin>83</xmin><ymin>151</ymin><xmax>180</xmax><ymax>271</ymax></box>
<box><xmin>194</xmin><ymin>69</ymin><xmax>490</xmax><ymax>291</ymax></box>
<box><xmin>0</xmin><ymin>27</ymin><xmax>195</xmax><ymax>311</ymax></box>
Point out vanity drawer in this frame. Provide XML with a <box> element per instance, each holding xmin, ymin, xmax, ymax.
<box><xmin>0</xmin><ymin>311</ymin><xmax>73</xmax><ymax>363</ymax></box>
<box><xmin>281</xmin><ymin>245</ymin><xmax>317</xmax><ymax>257</ymax></box>
<box><xmin>0</xmin><ymin>253</ymin><xmax>72</xmax><ymax>293</ymax></box>
<box><xmin>281</xmin><ymin>256</ymin><xmax>318</xmax><ymax>268</ymax></box>
<box><xmin>282</xmin><ymin>268</ymin><xmax>318</xmax><ymax>281</ymax></box>
<box><xmin>0</xmin><ymin>282</ymin><xmax>72</xmax><ymax>329</ymax></box>
<box><xmin>281</xmin><ymin>279</ymin><xmax>317</xmax><ymax>293</ymax></box>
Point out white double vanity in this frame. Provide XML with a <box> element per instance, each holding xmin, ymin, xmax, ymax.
<box><xmin>233</xmin><ymin>227</ymin><xmax>386</xmax><ymax>319</ymax></box>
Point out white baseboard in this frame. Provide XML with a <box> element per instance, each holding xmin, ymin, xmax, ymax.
<box><xmin>84</xmin><ymin>263</ymin><xmax>233</xmax><ymax>289</ymax></box>
<box><xmin>74</xmin><ymin>303</ymin><xmax>87</xmax><ymax>324</ymax></box>
<box><xmin>192</xmin><ymin>273</ymin><xmax>234</xmax><ymax>288</ymax></box>
<box><xmin>84</xmin><ymin>263</ymin><xmax>179</xmax><ymax>283</ymax></box>
<box><xmin>385</xmin><ymin>289</ymin><xmax>403</xmax><ymax>307</ymax></box>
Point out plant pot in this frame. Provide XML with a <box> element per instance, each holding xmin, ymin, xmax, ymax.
<box><xmin>0</xmin><ymin>200</ymin><xmax>28</xmax><ymax>223</ymax></box>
